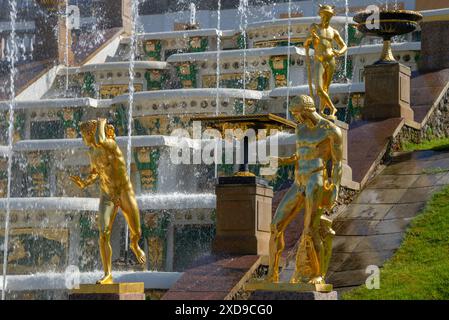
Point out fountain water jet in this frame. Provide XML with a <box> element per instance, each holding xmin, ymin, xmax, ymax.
<box><xmin>1</xmin><ymin>0</ymin><xmax>18</xmax><ymax>301</ymax></box>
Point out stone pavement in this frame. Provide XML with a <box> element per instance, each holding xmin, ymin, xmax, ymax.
<box><xmin>325</xmin><ymin>149</ymin><xmax>449</xmax><ymax>289</ymax></box>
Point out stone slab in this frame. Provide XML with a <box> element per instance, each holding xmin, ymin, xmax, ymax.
<box><xmin>244</xmin><ymin>281</ymin><xmax>333</xmax><ymax>293</ymax></box>
<box><xmin>352</xmin><ymin>188</ymin><xmax>408</xmax><ymax>205</ymax></box>
<box><xmin>366</xmin><ymin>174</ymin><xmax>419</xmax><ymax>189</ymax></box>
<box><xmin>249</xmin><ymin>290</ymin><xmax>337</xmax><ymax>300</ymax></box>
<box><xmin>69</xmin><ymin>293</ymin><xmax>145</xmax><ymax>300</ymax></box>
<box><xmin>337</xmin><ymin>204</ymin><xmax>393</xmax><ymax>221</ymax></box>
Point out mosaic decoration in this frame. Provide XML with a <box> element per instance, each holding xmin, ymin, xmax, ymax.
<box><xmin>143</xmin><ymin>40</ymin><xmax>162</xmax><ymax>61</ymax></box>
<box><xmin>57</xmin><ymin>108</ymin><xmax>83</xmax><ymax>138</ymax></box>
<box><xmin>112</xmin><ymin>104</ymin><xmax>129</xmax><ymax>136</ymax></box>
<box><xmin>254</xmin><ymin>38</ymin><xmax>304</xmax><ymax>48</ymax></box>
<box><xmin>0</xmin><ymin>162</ymin><xmax>7</xmax><ymax>198</ymax></box>
<box><xmin>176</xmin><ymin>63</ymin><xmax>197</xmax><ymax>88</ymax></box>
<box><xmin>81</xmin><ymin>72</ymin><xmax>96</xmax><ymax>97</ymax></box>
<box><xmin>145</xmin><ymin>70</ymin><xmax>166</xmax><ymax>90</ymax></box>
<box><xmin>26</xmin><ymin>151</ymin><xmax>50</xmax><ymax>197</ymax></box>
<box><xmin>189</xmin><ymin>36</ymin><xmax>208</xmax><ymax>52</ymax></box>
<box><xmin>78</xmin><ymin>213</ymin><xmax>99</xmax><ymax>271</ymax></box>
<box><xmin>142</xmin><ymin>212</ymin><xmax>171</xmax><ymax>271</ymax></box>
<box><xmin>134</xmin><ymin>147</ymin><xmax>160</xmax><ymax>192</ymax></box>
<box><xmin>269</xmin><ymin>56</ymin><xmax>288</xmax><ymax>87</ymax></box>
<box><xmin>202</xmin><ymin>71</ymin><xmax>271</xmax><ymax>91</ymax></box>
<box><xmin>0</xmin><ymin>228</ymin><xmax>69</xmax><ymax>274</ymax></box>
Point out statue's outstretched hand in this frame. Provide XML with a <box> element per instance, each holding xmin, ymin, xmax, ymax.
<box><xmin>70</xmin><ymin>175</ymin><xmax>86</xmax><ymax>189</ymax></box>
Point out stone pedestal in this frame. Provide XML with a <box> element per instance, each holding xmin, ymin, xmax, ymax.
<box><xmin>69</xmin><ymin>283</ymin><xmax>145</xmax><ymax>300</ymax></box>
<box><xmin>245</xmin><ymin>281</ymin><xmax>337</xmax><ymax>300</ymax></box>
<box><xmin>212</xmin><ymin>176</ymin><xmax>273</xmax><ymax>256</ymax></box>
<box><xmin>249</xmin><ymin>290</ymin><xmax>338</xmax><ymax>300</ymax></box>
<box><xmin>419</xmin><ymin>20</ymin><xmax>449</xmax><ymax>72</ymax></box>
<box><xmin>362</xmin><ymin>63</ymin><xmax>414</xmax><ymax>122</ymax></box>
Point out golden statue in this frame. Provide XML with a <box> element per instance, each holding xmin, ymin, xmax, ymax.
<box><xmin>70</xmin><ymin>119</ymin><xmax>146</xmax><ymax>285</ymax></box>
<box><xmin>304</xmin><ymin>4</ymin><xmax>347</xmax><ymax>120</ymax></box>
<box><xmin>267</xmin><ymin>94</ymin><xmax>342</xmax><ymax>285</ymax></box>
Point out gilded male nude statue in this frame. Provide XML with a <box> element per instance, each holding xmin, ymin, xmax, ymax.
<box><xmin>304</xmin><ymin>4</ymin><xmax>347</xmax><ymax>119</ymax></box>
<box><xmin>267</xmin><ymin>94</ymin><xmax>342</xmax><ymax>285</ymax></box>
<box><xmin>70</xmin><ymin>119</ymin><xmax>146</xmax><ymax>284</ymax></box>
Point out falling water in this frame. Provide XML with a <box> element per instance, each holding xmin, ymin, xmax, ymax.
<box><xmin>215</xmin><ymin>1</ymin><xmax>221</xmax><ymax>116</ymax></box>
<box><xmin>343</xmin><ymin>0</ymin><xmax>349</xmax><ymax>79</ymax></box>
<box><xmin>285</xmin><ymin>0</ymin><xmax>292</xmax><ymax>120</ymax></box>
<box><xmin>125</xmin><ymin>0</ymin><xmax>140</xmax><ymax>261</ymax></box>
<box><xmin>238</xmin><ymin>0</ymin><xmax>248</xmax><ymax>115</ymax></box>
<box><xmin>65</xmin><ymin>2</ymin><xmax>69</xmax><ymax>95</ymax></box>
<box><xmin>214</xmin><ymin>0</ymin><xmax>222</xmax><ymax>178</ymax></box>
<box><xmin>2</xmin><ymin>0</ymin><xmax>18</xmax><ymax>301</ymax></box>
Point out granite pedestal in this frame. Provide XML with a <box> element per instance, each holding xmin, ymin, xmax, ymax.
<box><xmin>363</xmin><ymin>63</ymin><xmax>414</xmax><ymax>122</ymax></box>
<box><xmin>212</xmin><ymin>176</ymin><xmax>273</xmax><ymax>256</ymax></box>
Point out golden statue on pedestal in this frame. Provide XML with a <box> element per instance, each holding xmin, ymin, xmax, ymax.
<box><xmin>70</xmin><ymin>119</ymin><xmax>146</xmax><ymax>285</ymax></box>
<box><xmin>267</xmin><ymin>94</ymin><xmax>342</xmax><ymax>286</ymax></box>
<box><xmin>304</xmin><ymin>4</ymin><xmax>347</xmax><ymax>120</ymax></box>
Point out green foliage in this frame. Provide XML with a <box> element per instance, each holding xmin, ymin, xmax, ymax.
<box><xmin>342</xmin><ymin>185</ymin><xmax>449</xmax><ymax>300</ymax></box>
<box><xmin>402</xmin><ymin>137</ymin><xmax>449</xmax><ymax>152</ymax></box>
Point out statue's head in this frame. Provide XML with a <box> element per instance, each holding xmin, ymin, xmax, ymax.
<box><xmin>105</xmin><ymin>124</ymin><xmax>116</xmax><ymax>140</ymax></box>
<box><xmin>318</xmin><ymin>4</ymin><xmax>335</xmax><ymax>19</ymax></box>
<box><xmin>290</xmin><ymin>95</ymin><xmax>316</xmax><ymax>123</ymax></box>
<box><xmin>79</xmin><ymin>120</ymin><xmax>97</xmax><ymax>146</ymax></box>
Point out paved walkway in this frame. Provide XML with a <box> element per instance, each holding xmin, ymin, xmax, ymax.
<box><xmin>326</xmin><ymin>149</ymin><xmax>449</xmax><ymax>289</ymax></box>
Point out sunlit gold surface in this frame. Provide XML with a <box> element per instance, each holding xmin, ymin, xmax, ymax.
<box><xmin>70</xmin><ymin>119</ymin><xmax>146</xmax><ymax>285</ymax></box>
<box><xmin>266</xmin><ymin>94</ymin><xmax>342</xmax><ymax>287</ymax></box>
<box><xmin>304</xmin><ymin>4</ymin><xmax>347</xmax><ymax>120</ymax></box>
<box><xmin>71</xmin><ymin>282</ymin><xmax>144</xmax><ymax>294</ymax></box>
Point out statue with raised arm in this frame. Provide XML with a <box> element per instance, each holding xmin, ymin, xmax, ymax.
<box><xmin>70</xmin><ymin>119</ymin><xmax>146</xmax><ymax>285</ymax></box>
<box><xmin>267</xmin><ymin>94</ymin><xmax>342</xmax><ymax>285</ymax></box>
<box><xmin>304</xmin><ymin>4</ymin><xmax>347</xmax><ymax>120</ymax></box>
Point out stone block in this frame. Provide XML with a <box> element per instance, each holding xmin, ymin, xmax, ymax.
<box><xmin>419</xmin><ymin>21</ymin><xmax>449</xmax><ymax>72</ymax></box>
<box><xmin>213</xmin><ymin>179</ymin><xmax>273</xmax><ymax>255</ymax></box>
<box><xmin>363</xmin><ymin>63</ymin><xmax>414</xmax><ymax>122</ymax></box>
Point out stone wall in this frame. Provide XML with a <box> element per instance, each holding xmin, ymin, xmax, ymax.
<box><xmin>392</xmin><ymin>87</ymin><xmax>449</xmax><ymax>151</ymax></box>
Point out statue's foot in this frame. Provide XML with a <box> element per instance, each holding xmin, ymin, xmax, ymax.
<box><xmin>266</xmin><ymin>273</ymin><xmax>279</xmax><ymax>283</ymax></box>
<box><xmin>130</xmin><ymin>242</ymin><xmax>146</xmax><ymax>264</ymax></box>
<box><xmin>96</xmin><ymin>273</ymin><xmax>113</xmax><ymax>285</ymax></box>
<box><xmin>289</xmin><ymin>272</ymin><xmax>302</xmax><ymax>284</ymax></box>
<box><xmin>308</xmin><ymin>276</ymin><xmax>325</xmax><ymax>284</ymax></box>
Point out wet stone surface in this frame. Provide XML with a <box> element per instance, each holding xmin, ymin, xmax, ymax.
<box><xmin>330</xmin><ymin>150</ymin><xmax>449</xmax><ymax>288</ymax></box>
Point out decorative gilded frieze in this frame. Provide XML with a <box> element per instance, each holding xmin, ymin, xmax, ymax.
<box><xmin>99</xmin><ymin>84</ymin><xmax>143</xmax><ymax>99</ymax></box>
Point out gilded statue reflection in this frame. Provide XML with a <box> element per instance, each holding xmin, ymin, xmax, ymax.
<box><xmin>70</xmin><ymin>119</ymin><xmax>146</xmax><ymax>284</ymax></box>
<box><xmin>267</xmin><ymin>94</ymin><xmax>342</xmax><ymax>285</ymax></box>
<box><xmin>304</xmin><ymin>4</ymin><xmax>347</xmax><ymax>120</ymax></box>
